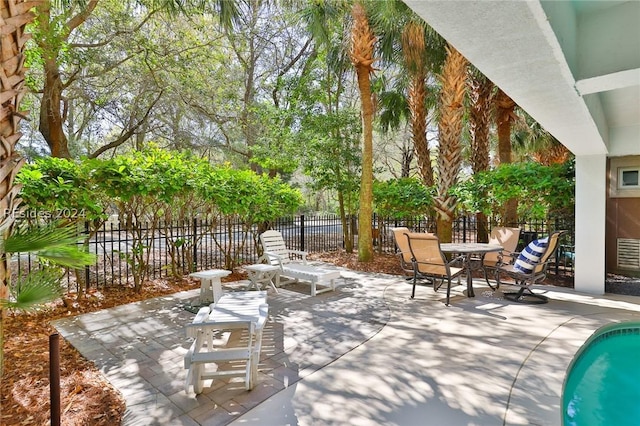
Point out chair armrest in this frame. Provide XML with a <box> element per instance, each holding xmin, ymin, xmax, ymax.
<box><xmin>262</xmin><ymin>251</ymin><xmax>287</xmax><ymax>267</ymax></box>
<box><xmin>446</xmin><ymin>254</ymin><xmax>466</xmax><ymax>268</ymax></box>
<box><xmin>497</xmin><ymin>250</ymin><xmax>519</xmax><ymax>265</ymax></box>
<box><xmin>255</xmin><ymin>304</ymin><xmax>268</xmax><ymax>331</ymax></box>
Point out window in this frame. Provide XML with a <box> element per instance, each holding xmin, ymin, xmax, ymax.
<box><xmin>619</xmin><ymin>167</ymin><xmax>640</xmax><ymax>189</ymax></box>
<box><xmin>610</xmin><ymin>157</ymin><xmax>640</xmax><ymax>198</ymax></box>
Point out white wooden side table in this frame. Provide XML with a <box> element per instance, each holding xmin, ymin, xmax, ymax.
<box><xmin>189</xmin><ymin>269</ymin><xmax>232</xmax><ymax>304</ymax></box>
<box><xmin>245</xmin><ymin>264</ymin><xmax>279</xmax><ymax>293</ymax></box>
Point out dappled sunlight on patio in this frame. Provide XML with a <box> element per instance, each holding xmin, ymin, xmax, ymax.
<box><xmin>51</xmin><ymin>267</ymin><xmax>640</xmax><ymax>425</ymax></box>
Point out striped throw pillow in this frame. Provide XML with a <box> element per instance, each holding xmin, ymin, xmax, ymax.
<box><xmin>513</xmin><ymin>237</ymin><xmax>549</xmax><ymax>273</ymax></box>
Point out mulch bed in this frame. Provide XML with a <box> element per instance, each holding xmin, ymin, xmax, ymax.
<box><xmin>1</xmin><ymin>273</ymin><xmax>243</xmax><ymax>426</ymax></box>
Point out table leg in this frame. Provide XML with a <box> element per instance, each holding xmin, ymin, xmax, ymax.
<box><xmin>266</xmin><ymin>271</ymin><xmax>278</xmax><ymax>293</ymax></box>
<box><xmin>200</xmin><ymin>277</ymin><xmax>223</xmax><ymax>304</ymax></box>
<box><xmin>465</xmin><ymin>254</ymin><xmax>475</xmax><ymax>297</ymax></box>
<box><xmin>246</xmin><ymin>271</ymin><xmax>259</xmax><ymax>291</ymax></box>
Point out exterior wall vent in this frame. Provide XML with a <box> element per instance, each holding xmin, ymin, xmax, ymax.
<box><xmin>617</xmin><ymin>239</ymin><xmax>640</xmax><ymax>270</ymax></box>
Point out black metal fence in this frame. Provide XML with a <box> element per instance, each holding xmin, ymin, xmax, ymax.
<box><xmin>12</xmin><ymin>214</ymin><xmax>575</xmax><ymax>292</ymax></box>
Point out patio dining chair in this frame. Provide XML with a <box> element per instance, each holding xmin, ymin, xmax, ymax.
<box><xmin>391</xmin><ymin>227</ymin><xmax>416</xmax><ymax>277</ymax></box>
<box><xmin>393</xmin><ymin>230</ymin><xmax>465</xmax><ymax>306</ymax></box>
<box><xmin>494</xmin><ymin>230</ymin><xmax>565</xmax><ymax>304</ymax></box>
<box><xmin>391</xmin><ymin>227</ymin><xmax>437</xmax><ymax>283</ymax></box>
<box><xmin>481</xmin><ymin>227</ymin><xmax>521</xmax><ymax>289</ymax></box>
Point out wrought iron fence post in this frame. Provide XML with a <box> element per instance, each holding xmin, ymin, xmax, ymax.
<box><xmin>300</xmin><ymin>215</ymin><xmax>305</xmax><ymax>252</ymax></box>
<box><xmin>192</xmin><ymin>217</ymin><xmax>198</xmax><ymax>272</ymax></box>
<box><xmin>84</xmin><ymin>221</ymin><xmax>90</xmax><ymax>290</ymax></box>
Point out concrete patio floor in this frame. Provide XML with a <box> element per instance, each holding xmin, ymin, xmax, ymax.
<box><xmin>52</xmin><ymin>266</ymin><xmax>640</xmax><ymax>426</ymax></box>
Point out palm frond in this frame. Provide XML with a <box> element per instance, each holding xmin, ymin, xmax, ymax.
<box><xmin>3</xmin><ymin>222</ymin><xmax>96</xmax><ymax>268</ymax></box>
<box><xmin>3</xmin><ymin>222</ymin><xmax>79</xmax><ymax>254</ymax></box>
<box><xmin>1</xmin><ymin>270</ymin><xmax>63</xmax><ymax>311</ymax></box>
<box><xmin>36</xmin><ymin>246</ymin><xmax>96</xmax><ymax>269</ymax></box>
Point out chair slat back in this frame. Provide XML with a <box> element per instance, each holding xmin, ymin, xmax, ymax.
<box><xmin>259</xmin><ymin>230</ymin><xmax>292</xmax><ymax>265</ymax></box>
<box><xmin>405</xmin><ymin>233</ymin><xmax>448</xmax><ymax>275</ymax></box>
<box><xmin>484</xmin><ymin>227</ymin><xmax>521</xmax><ymax>265</ymax></box>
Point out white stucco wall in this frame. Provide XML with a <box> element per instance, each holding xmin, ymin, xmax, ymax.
<box><xmin>574</xmin><ymin>154</ymin><xmax>607</xmax><ymax>294</ymax></box>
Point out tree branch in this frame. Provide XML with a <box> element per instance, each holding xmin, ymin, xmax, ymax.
<box><xmin>69</xmin><ymin>9</ymin><xmax>158</xmax><ymax>49</ymax></box>
<box><xmin>88</xmin><ymin>90</ymin><xmax>164</xmax><ymax>158</ymax></box>
<box><xmin>65</xmin><ymin>0</ymin><xmax>100</xmax><ymax>35</ymax></box>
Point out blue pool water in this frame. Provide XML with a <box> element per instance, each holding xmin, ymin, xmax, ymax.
<box><xmin>562</xmin><ymin>322</ymin><xmax>640</xmax><ymax>426</ymax></box>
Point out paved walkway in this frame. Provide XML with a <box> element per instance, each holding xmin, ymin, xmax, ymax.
<box><xmin>52</xmin><ymin>266</ymin><xmax>640</xmax><ymax>425</ymax></box>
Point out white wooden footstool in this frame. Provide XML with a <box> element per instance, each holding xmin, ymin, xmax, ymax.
<box><xmin>190</xmin><ymin>269</ymin><xmax>232</xmax><ymax>304</ymax></box>
<box><xmin>245</xmin><ymin>264</ymin><xmax>279</xmax><ymax>293</ymax></box>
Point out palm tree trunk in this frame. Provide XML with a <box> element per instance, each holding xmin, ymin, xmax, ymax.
<box><xmin>435</xmin><ymin>44</ymin><xmax>467</xmax><ymax>243</ymax></box>
<box><xmin>468</xmin><ymin>70</ymin><xmax>493</xmax><ymax>241</ymax></box>
<box><xmin>0</xmin><ymin>0</ymin><xmax>36</xmax><ymax>377</ymax></box>
<box><xmin>350</xmin><ymin>1</ymin><xmax>376</xmax><ymax>262</ymax></box>
<box><xmin>495</xmin><ymin>88</ymin><xmax>518</xmax><ymax>225</ymax></box>
<box><xmin>403</xmin><ymin>22</ymin><xmax>433</xmax><ymax>188</ymax></box>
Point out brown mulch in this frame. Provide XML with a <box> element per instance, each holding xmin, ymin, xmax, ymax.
<box><xmin>1</xmin><ymin>251</ymin><xmax>573</xmax><ymax>425</ymax></box>
<box><xmin>1</xmin><ymin>272</ymin><xmax>244</xmax><ymax>426</ymax></box>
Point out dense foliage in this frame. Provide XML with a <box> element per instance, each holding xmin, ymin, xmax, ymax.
<box><xmin>452</xmin><ymin>161</ymin><xmax>575</xmax><ymax>220</ymax></box>
<box><xmin>373</xmin><ymin>178</ymin><xmax>434</xmax><ymax>218</ymax></box>
<box><xmin>16</xmin><ymin>148</ymin><xmax>303</xmax><ymax>289</ymax></box>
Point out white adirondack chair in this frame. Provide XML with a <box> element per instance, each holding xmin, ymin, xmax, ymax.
<box><xmin>184</xmin><ymin>292</ymin><xmax>268</xmax><ymax>394</ymax></box>
<box><xmin>259</xmin><ymin>230</ymin><xmax>341</xmax><ymax>296</ymax></box>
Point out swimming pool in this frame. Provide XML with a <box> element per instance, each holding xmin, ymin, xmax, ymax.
<box><xmin>562</xmin><ymin>321</ymin><xmax>640</xmax><ymax>426</ymax></box>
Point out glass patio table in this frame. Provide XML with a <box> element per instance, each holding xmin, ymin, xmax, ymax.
<box><xmin>440</xmin><ymin>243</ymin><xmax>503</xmax><ymax>298</ymax></box>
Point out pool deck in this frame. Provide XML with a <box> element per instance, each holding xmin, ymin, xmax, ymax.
<box><xmin>52</xmin><ymin>266</ymin><xmax>640</xmax><ymax>425</ymax></box>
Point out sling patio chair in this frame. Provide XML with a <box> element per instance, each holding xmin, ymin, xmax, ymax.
<box><xmin>392</xmin><ymin>229</ymin><xmax>465</xmax><ymax>306</ymax></box>
<box><xmin>481</xmin><ymin>227</ymin><xmax>521</xmax><ymax>289</ymax></box>
<box><xmin>391</xmin><ymin>227</ymin><xmax>417</xmax><ymax>277</ymax></box>
<box><xmin>391</xmin><ymin>227</ymin><xmax>437</xmax><ymax>285</ymax></box>
<box><xmin>494</xmin><ymin>230</ymin><xmax>565</xmax><ymax>304</ymax></box>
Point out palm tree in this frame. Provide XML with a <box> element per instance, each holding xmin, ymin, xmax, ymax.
<box><xmin>0</xmin><ymin>0</ymin><xmax>34</xmax><ymax>371</ymax></box>
<box><xmin>374</xmin><ymin>2</ymin><xmax>446</xmax><ymax>189</ymax></box>
<box><xmin>349</xmin><ymin>0</ymin><xmax>376</xmax><ymax>261</ymax></box>
<box><xmin>402</xmin><ymin>20</ymin><xmax>434</xmax><ymax>187</ymax></box>
<box><xmin>434</xmin><ymin>44</ymin><xmax>467</xmax><ymax>243</ymax></box>
<box><xmin>495</xmin><ymin>88</ymin><xmax>518</xmax><ymax>225</ymax></box>
<box><xmin>512</xmin><ymin>111</ymin><xmax>572</xmax><ymax>165</ymax></box>
<box><xmin>467</xmin><ymin>66</ymin><xmax>494</xmax><ymax>241</ymax></box>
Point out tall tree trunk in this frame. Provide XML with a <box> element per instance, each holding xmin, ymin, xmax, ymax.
<box><xmin>400</xmin><ymin>139</ymin><xmax>413</xmax><ymax>178</ymax></box>
<box><xmin>495</xmin><ymin>88</ymin><xmax>518</xmax><ymax>225</ymax></box>
<box><xmin>468</xmin><ymin>70</ymin><xmax>493</xmax><ymax>242</ymax></box>
<box><xmin>435</xmin><ymin>45</ymin><xmax>467</xmax><ymax>243</ymax></box>
<box><xmin>350</xmin><ymin>1</ymin><xmax>375</xmax><ymax>262</ymax></box>
<box><xmin>36</xmin><ymin>2</ymin><xmax>70</xmax><ymax>157</ymax></box>
<box><xmin>35</xmin><ymin>0</ymin><xmax>98</xmax><ymax>158</ymax></box>
<box><xmin>40</xmin><ymin>58</ymin><xmax>71</xmax><ymax>158</ymax></box>
<box><xmin>0</xmin><ymin>0</ymin><xmax>35</xmax><ymax>377</ymax></box>
<box><xmin>403</xmin><ymin>22</ymin><xmax>433</xmax><ymax>188</ymax></box>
